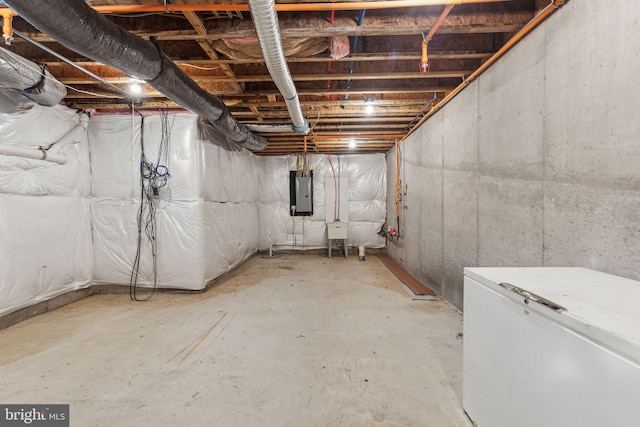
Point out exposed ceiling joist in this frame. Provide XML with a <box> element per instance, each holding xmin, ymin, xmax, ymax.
<box><xmin>1</xmin><ymin>0</ymin><xmax>541</xmax><ymax>155</ymax></box>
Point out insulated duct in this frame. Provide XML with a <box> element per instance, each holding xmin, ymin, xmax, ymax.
<box><xmin>248</xmin><ymin>0</ymin><xmax>309</xmax><ymax>134</ymax></box>
<box><xmin>0</xmin><ymin>46</ymin><xmax>66</xmax><ymax>106</ymax></box>
<box><xmin>3</xmin><ymin>0</ymin><xmax>267</xmax><ymax>151</ymax></box>
<box><xmin>246</xmin><ymin>123</ymin><xmax>299</xmax><ymax>133</ymax></box>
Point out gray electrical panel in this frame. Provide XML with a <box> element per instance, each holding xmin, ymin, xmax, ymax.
<box><xmin>295</xmin><ymin>176</ymin><xmax>313</xmax><ymax>213</ymax></box>
<box><xmin>290</xmin><ymin>170</ymin><xmax>313</xmax><ymax>216</ymax></box>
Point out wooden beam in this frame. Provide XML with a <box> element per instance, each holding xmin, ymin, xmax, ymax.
<box><xmin>182</xmin><ymin>10</ymin><xmax>242</xmax><ymax>94</ymax></box>
<box><xmin>56</xmin><ymin>70</ymin><xmax>468</xmax><ymax>84</ymax></box>
<box><xmin>42</xmin><ymin>51</ymin><xmax>492</xmax><ymax>67</ymax></box>
<box><xmin>15</xmin><ymin>16</ymin><xmax>529</xmax><ymax>42</ymax></box>
<box><xmin>142</xmin><ymin>23</ymin><xmax>527</xmax><ymax>41</ymax></box>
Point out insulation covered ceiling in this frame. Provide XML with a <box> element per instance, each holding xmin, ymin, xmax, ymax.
<box><xmin>0</xmin><ymin>0</ymin><xmax>543</xmax><ymax>154</ymax></box>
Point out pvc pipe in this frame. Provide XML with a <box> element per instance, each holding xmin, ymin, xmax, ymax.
<box><xmin>0</xmin><ymin>144</ymin><xmax>66</xmax><ymax>164</ymax></box>
<box><xmin>0</xmin><ymin>116</ymin><xmax>88</xmax><ymax>165</ymax></box>
<box><xmin>358</xmin><ymin>245</ymin><xmax>365</xmax><ymax>261</ymax></box>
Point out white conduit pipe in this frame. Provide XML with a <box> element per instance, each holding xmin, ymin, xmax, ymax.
<box><xmin>0</xmin><ymin>144</ymin><xmax>66</xmax><ymax>164</ymax></box>
<box><xmin>248</xmin><ymin>0</ymin><xmax>310</xmax><ymax>134</ymax></box>
<box><xmin>0</xmin><ymin>114</ymin><xmax>88</xmax><ymax>165</ymax></box>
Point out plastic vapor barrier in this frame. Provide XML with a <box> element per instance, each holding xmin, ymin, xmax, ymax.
<box><xmin>0</xmin><ymin>101</ymin><xmax>92</xmax><ymax>316</ymax></box>
<box><xmin>1</xmin><ymin>107</ymin><xmax>388</xmax><ymax>316</ymax></box>
<box><xmin>257</xmin><ymin>153</ymin><xmax>387</xmax><ymax>250</ymax></box>
<box><xmin>89</xmin><ymin>113</ymin><xmax>259</xmax><ymax>290</ymax></box>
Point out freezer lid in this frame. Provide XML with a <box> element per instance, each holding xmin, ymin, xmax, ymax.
<box><xmin>464</xmin><ymin>267</ymin><xmax>640</xmax><ymax>365</ymax></box>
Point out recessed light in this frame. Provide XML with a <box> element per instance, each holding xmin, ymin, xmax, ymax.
<box><xmin>128</xmin><ymin>82</ymin><xmax>143</xmax><ymax>94</ymax></box>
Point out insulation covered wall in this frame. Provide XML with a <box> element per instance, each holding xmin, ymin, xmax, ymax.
<box><xmin>89</xmin><ymin>113</ymin><xmax>258</xmax><ymax>290</ymax></box>
<box><xmin>0</xmin><ymin>102</ymin><xmax>92</xmax><ymax>316</ymax></box>
<box><xmin>258</xmin><ymin>154</ymin><xmax>386</xmax><ymax>250</ymax></box>
<box><xmin>386</xmin><ymin>0</ymin><xmax>640</xmax><ymax>310</ymax></box>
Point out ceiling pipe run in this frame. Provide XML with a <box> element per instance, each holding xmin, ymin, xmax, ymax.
<box><xmin>3</xmin><ymin>0</ymin><xmax>267</xmax><ymax>151</ymax></box>
<box><xmin>420</xmin><ymin>4</ymin><xmax>455</xmax><ymax>73</ymax></box>
<box><xmin>248</xmin><ymin>0</ymin><xmax>309</xmax><ymax>134</ymax></box>
<box><xmin>34</xmin><ymin>0</ymin><xmax>509</xmax><ymax>14</ymax></box>
<box><xmin>404</xmin><ymin>0</ymin><xmax>570</xmax><ymax>139</ymax></box>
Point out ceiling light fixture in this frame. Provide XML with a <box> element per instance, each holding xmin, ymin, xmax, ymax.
<box><xmin>364</xmin><ymin>98</ymin><xmax>374</xmax><ymax>114</ymax></box>
<box><xmin>349</xmin><ymin>139</ymin><xmax>357</xmax><ymax>149</ymax></box>
<box><xmin>128</xmin><ymin>77</ymin><xmax>144</xmax><ymax>95</ymax></box>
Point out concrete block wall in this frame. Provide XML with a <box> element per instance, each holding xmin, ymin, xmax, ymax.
<box><xmin>386</xmin><ymin>0</ymin><xmax>640</xmax><ymax>310</ymax></box>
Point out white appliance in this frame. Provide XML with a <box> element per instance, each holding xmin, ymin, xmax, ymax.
<box><xmin>463</xmin><ymin>267</ymin><xmax>640</xmax><ymax>427</ymax></box>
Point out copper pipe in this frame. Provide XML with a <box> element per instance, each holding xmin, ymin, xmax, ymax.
<box><xmin>404</xmin><ymin>0</ymin><xmax>570</xmax><ymax>139</ymax></box>
<box><xmin>424</xmin><ymin>3</ymin><xmax>455</xmax><ymax>41</ymax></box>
<box><xmin>421</xmin><ymin>4</ymin><xmax>454</xmax><ymax>72</ymax></box>
<box><xmin>1</xmin><ymin>9</ymin><xmax>15</xmax><ymax>40</ymax></box>
<box><xmin>395</xmin><ymin>138</ymin><xmax>401</xmax><ymax>219</ymax></box>
<box><xmin>0</xmin><ymin>0</ymin><xmax>507</xmax><ymax>15</ymax></box>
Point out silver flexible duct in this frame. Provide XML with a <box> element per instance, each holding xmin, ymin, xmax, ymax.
<box><xmin>246</xmin><ymin>123</ymin><xmax>299</xmax><ymax>133</ymax></box>
<box><xmin>4</xmin><ymin>0</ymin><xmax>267</xmax><ymax>151</ymax></box>
<box><xmin>0</xmin><ymin>46</ymin><xmax>66</xmax><ymax>106</ymax></box>
<box><xmin>248</xmin><ymin>0</ymin><xmax>309</xmax><ymax>134</ymax></box>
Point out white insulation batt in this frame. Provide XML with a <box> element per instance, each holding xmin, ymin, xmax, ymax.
<box><xmin>89</xmin><ymin>114</ymin><xmax>259</xmax><ymax>290</ymax></box>
<box><xmin>0</xmin><ymin>108</ymin><xmax>387</xmax><ymax>315</ymax></box>
<box><xmin>0</xmin><ymin>102</ymin><xmax>92</xmax><ymax>316</ymax></box>
<box><xmin>257</xmin><ymin>154</ymin><xmax>387</xmax><ymax>250</ymax></box>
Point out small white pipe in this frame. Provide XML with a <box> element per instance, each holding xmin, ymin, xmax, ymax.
<box><xmin>0</xmin><ymin>116</ymin><xmax>88</xmax><ymax>165</ymax></box>
<box><xmin>52</xmin><ymin>121</ymin><xmax>87</xmax><ymax>150</ymax></box>
<box><xmin>0</xmin><ymin>144</ymin><xmax>66</xmax><ymax>164</ymax></box>
<box><xmin>358</xmin><ymin>245</ymin><xmax>365</xmax><ymax>261</ymax></box>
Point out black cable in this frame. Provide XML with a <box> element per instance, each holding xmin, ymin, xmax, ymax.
<box><xmin>129</xmin><ymin>111</ymin><xmax>173</xmax><ymax>301</ymax></box>
<box><xmin>130</xmin><ymin>115</ymin><xmax>153</xmax><ymax>301</ymax></box>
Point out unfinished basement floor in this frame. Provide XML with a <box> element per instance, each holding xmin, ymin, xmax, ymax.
<box><xmin>0</xmin><ymin>254</ymin><xmax>470</xmax><ymax>427</ymax></box>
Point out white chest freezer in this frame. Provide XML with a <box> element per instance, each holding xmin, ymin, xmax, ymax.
<box><xmin>463</xmin><ymin>267</ymin><xmax>640</xmax><ymax>427</ymax></box>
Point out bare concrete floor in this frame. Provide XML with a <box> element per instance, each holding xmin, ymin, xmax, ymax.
<box><xmin>0</xmin><ymin>254</ymin><xmax>470</xmax><ymax>427</ymax></box>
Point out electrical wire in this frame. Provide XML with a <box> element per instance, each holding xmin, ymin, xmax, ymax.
<box><xmin>180</xmin><ymin>63</ymin><xmax>219</xmax><ymax>71</ymax></box>
<box><xmin>129</xmin><ymin>109</ymin><xmax>173</xmax><ymax>301</ymax></box>
<box><xmin>309</xmin><ymin>107</ymin><xmax>321</xmax><ymax>131</ymax></box>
